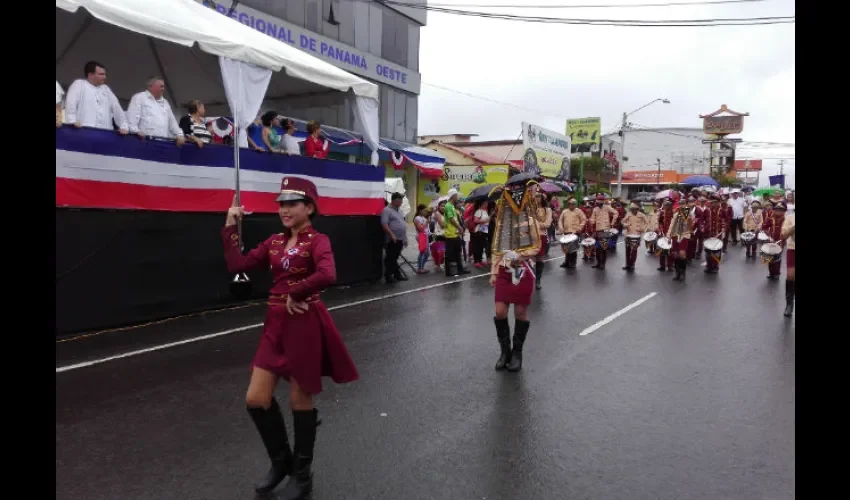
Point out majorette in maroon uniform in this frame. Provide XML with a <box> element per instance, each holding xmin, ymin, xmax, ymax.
<box><xmin>223</xmin><ymin>176</ymin><xmax>358</xmax><ymax>499</ymax></box>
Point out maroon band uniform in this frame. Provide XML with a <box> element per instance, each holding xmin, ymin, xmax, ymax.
<box><xmin>761</xmin><ymin>210</ymin><xmax>786</xmax><ymax>279</ymax></box>
<box><xmin>701</xmin><ymin>204</ymin><xmax>727</xmax><ymax>272</ymax></box>
<box><xmin>657</xmin><ymin>206</ymin><xmax>675</xmax><ymax>271</ymax></box>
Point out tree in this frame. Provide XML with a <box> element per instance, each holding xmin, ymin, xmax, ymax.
<box><xmin>568</xmin><ymin>156</ymin><xmax>607</xmax><ymax>182</ymax></box>
<box><xmin>710</xmin><ymin>169</ymin><xmax>738</xmax><ymax>187</ymax></box>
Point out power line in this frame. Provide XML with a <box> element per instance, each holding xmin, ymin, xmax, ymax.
<box><xmin>376</xmin><ymin>0</ymin><xmax>767</xmax><ymax>8</ymax></box>
<box><xmin>373</xmin><ymin>0</ymin><xmax>795</xmax><ymax>26</ymax></box>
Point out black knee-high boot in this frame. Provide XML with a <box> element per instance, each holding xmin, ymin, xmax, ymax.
<box><xmin>248</xmin><ymin>398</ymin><xmax>293</xmax><ymax>495</ymax></box>
<box><xmin>506</xmin><ymin>319</ymin><xmax>530</xmax><ymax>372</ymax></box>
<box><xmin>535</xmin><ymin>261</ymin><xmax>544</xmax><ymax>290</ymax></box>
<box><xmin>673</xmin><ymin>258</ymin><xmax>686</xmax><ymax>281</ymax></box>
<box><xmin>569</xmin><ymin>253</ymin><xmax>578</xmax><ymax>268</ymax></box>
<box><xmin>277</xmin><ymin>409</ymin><xmax>318</xmax><ymax>500</ymax></box>
<box><xmin>494</xmin><ymin>317</ymin><xmax>512</xmax><ymax>370</ymax></box>
<box><xmin>784</xmin><ymin>280</ymin><xmax>795</xmax><ymax>317</ymax></box>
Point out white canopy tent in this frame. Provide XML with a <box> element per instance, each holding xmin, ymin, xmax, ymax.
<box><xmin>55</xmin><ymin>0</ymin><xmax>380</xmax><ymax>164</ymax></box>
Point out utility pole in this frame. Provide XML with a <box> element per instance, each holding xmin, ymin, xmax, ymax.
<box><xmin>617</xmin><ymin>112</ymin><xmax>627</xmax><ymax>197</ymax></box>
<box><xmin>778</xmin><ymin>159</ymin><xmax>785</xmax><ymax>176</ymax></box>
<box><xmin>657</xmin><ymin>158</ymin><xmax>662</xmax><ymax>188</ymax></box>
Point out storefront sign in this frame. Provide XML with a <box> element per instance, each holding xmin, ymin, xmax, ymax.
<box><xmin>418</xmin><ymin>164</ymin><xmax>509</xmax><ymax>206</ymax></box>
<box><xmin>200</xmin><ymin>0</ymin><xmax>421</xmax><ymax>94</ymax></box>
<box><xmin>703</xmin><ymin>115</ymin><xmax>744</xmax><ymax>135</ymax></box>
<box><xmin>733</xmin><ymin>159</ymin><xmax>762</xmax><ymax>171</ymax></box>
<box><xmin>521</xmin><ymin>122</ymin><xmax>571</xmax><ymax>180</ymax></box>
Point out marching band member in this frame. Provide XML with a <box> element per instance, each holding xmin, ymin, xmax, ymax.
<box><xmin>490</xmin><ymin>177</ymin><xmax>542</xmax><ymax>372</ymax></box>
<box><xmin>656</xmin><ymin>199</ymin><xmax>675</xmax><ymax>272</ymax></box>
<box><xmin>558</xmin><ymin>197</ymin><xmax>587</xmax><ymax>269</ymax></box>
<box><xmin>685</xmin><ymin>197</ymin><xmax>699</xmax><ymax>263</ymax></box>
<box><xmin>646</xmin><ymin>200</ymin><xmax>661</xmax><ymax>254</ymax></box>
<box><xmin>666</xmin><ymin>201</ymin><xmax>697</xmax><ymax>282</ymax></box>
<box><xmin>694</xmin><ymin>196</ymin><xmax>708</xmax><ymax>256</ymax></box>
<box><xmin>621</xmin><ymin>201</ymin><xmax>649</xmax><ymax>271</ymax></box>
<box><xmin>223</xmin><ymin>177</ymin><xmax>359</xmax><ymax>499</ymax></box>
<box><xmin>761</xmin><ymin>201</ymin><xmax>787</xmax><ymax>280</ymax></box>
<box><xmin>701</xmin><ymin>196</ymin><xmax>727</xmax><ymax>274</ymax></box>
<box><xmin>720</xmin><ymin>194</ymin><xmax>733</xmax><ymax>252</ymax></box>
<box><xmin>533</xmin><ymin>191</ymin><xmax>553</xmax><ymax>290</ymax></box>
<box><xmin>580</xmin><ymin>198</ymin><xmax>596</xmax><ymax>262</ymax></box>
<box><xmin>743</xmin><ymin>200</ymin><xmax>763</xmax><ymax>259</ymax></box>
<box><xmin>780</xmin><ymin>208</ymin><xmax>795</xmax><ymax>317</ymax></box>
<box><xmin>590</xmin><ymin>195</ymin><xmax>619</xmax><ymax>270</ymax></box>
<box><xmin>611</xmin><ymin>198</ymin><xmax>626</xmax><ymax>253</ymax></box>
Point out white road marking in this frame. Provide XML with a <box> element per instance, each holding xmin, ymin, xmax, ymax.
<box><xmin>56</xmin><ymin>257</ymin><xmax>563</xmax><ymax>373</ymax></box>
<box><xmin>578</xmin><ymin>292</ymin><xmax>658</xmax><ymax>337</ymax></box>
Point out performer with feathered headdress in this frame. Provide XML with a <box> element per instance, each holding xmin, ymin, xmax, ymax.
<box><xmin>489</xmin><ymin>174</ymin><xmax>543</xmax><ymax>373</ymax></box>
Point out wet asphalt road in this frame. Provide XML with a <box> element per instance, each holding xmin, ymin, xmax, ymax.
<box><xmin>56</xmin><ymin>244</ymin><xmax>795</xmax><ymax>500</ymax></box>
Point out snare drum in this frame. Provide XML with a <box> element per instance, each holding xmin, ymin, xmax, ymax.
<box><xmin>757</xmin><ymin>231</ymin><xmax>771</xmax><ymax>242</ymax></box>
<box><xmin>703</xmin><ymin>237</ymin><xmax>723</xmax><ymax>264</ymax></box>
<box><xmin>656</xmin><ymin>236</ymin><xmax>673</xmax><ymax>252</ymax></box>
<box><xmin>760</xmin><ymin>242</ymin><xmax>783</xmax><ymax>265</ymax></box>
<box><xmin>559</xmin><ymin>233</ymin><xmax>580</xmax><ymax>253</ymax></box>
<box><xmin>626</xmin><ymin>234</ymin><xmax>642</xmax><ymax>251</ymax></box>
<box><xmin>740</xmin><ymin>231</ymin><xmax>756</xmax><ymax>243</ymax></box>
<box><xmin>643</xmin><ymin>231</ymin><xmax>658</xmax><ymax>249</ymax></box>
<box><xmin>581</xmin><ymin>237</ymin><xmax>596</xmax><ymax>258</ymax></box>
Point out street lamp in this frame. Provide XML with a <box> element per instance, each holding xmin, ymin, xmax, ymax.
<box><xmin>617</xmin><ymin>98</ymin><xmax>670</xmax><ymax>197</ymax></box>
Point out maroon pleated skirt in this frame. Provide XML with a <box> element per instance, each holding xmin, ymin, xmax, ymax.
<box><xmin>786</xmin><ymin>249</ymin><xmax>795</xmax><ymax>269</ymax></box>
<box><xmin>537</xmin><ymin>234</ymin><xmax>549</xmax><ymax>257</ymax></box>
<box><xmin>494</xmin><ymin>260</ymin><xmax>535</xmax><ymax>306</ymax></box>
<box><xmin>671</xmin><ymin>236</ymin><xmax>690</xmax><ymax>253</ymax></box>
<box><xmin>252</xmin><ymin>301</ymin><xmax>359</xmax><ymax>395</ymax></box>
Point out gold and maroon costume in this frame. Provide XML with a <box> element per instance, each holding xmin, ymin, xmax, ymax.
<box><xmin>490</xmin><ymin>177</ymin><xmax>541</xmax><ymax>372</ymax></box>
<box><xmin>666</xmin><ymin>207</ymin><xmax>696</xmax><ymax>281</ymax></box>
<box><xmin>621</xmin><ymin>204</ymin><xmax>649</xmax><ymax>270</ymax></box>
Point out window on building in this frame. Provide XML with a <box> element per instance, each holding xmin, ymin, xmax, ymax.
<box><xmin>305</xmin><ymin>0</ymin><xmax>320</xmax><ymax>32</ymax></box>
<box><xmin>381</xmin><ymin>9</ymin><xmax>397</xmax><ymax>64</ymax></box>
<box><xmin>322</xmin><ymin>0</ymin><xmax>340</xmax><ymax>39</ymax></box>
<box><xmin>340</xmin><ymin>0</ymin><xmax>356</xmax><ymax>46</ymax></box>
<box><xmin>405</xmin><ymin>94</ymin><xmax>418</xmax><ymax>143</ymax></box>
<box><xmin>368</xmin><ymin>3</ymin><xmax>383</xmax><ymax>57</ymax></box>
<box><xmin>286</xmin><ymin>0</ymin><xmax>306</xmax><ymax>28</ymax></box>
<box><xmin>407</xmin><ymin>23</ymin><xmax>420</xmax><ymax>71</ymax></box>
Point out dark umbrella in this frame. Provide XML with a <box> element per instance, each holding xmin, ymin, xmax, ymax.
<box><xmin>506</xmin><ymin>171</ymin><xmax>542</xmax><ymax>185</ymax></box>
<box><xmin>465</xmin><ymin>183</ymin><xmax>504</xmax><ymax>202</ymax></box>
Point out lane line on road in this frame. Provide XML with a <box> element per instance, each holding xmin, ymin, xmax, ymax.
<box><xmin>57</xmin><ymin>256</ymin><xmax>566</xmax><ymax>373</ymax></box>
<box><xmin>578</xmin><ymin>292</ymin><xmax>658</xmax><ymax>337</ymax></box>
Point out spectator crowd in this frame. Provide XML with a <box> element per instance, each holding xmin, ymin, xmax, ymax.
<box><xmin>56</xmin><ymin>60</ymin><xmax>329</xmax><ymax>158</ymax></box>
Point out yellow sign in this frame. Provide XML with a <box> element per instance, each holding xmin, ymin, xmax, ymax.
<box><xmin>418</xmin><ymin>164</ymin><xmax>510</xmax><ymax>206</ymax></box>
<box><xmin>566</xmin><ymin>117</ymin><xmax>601</xmax><ymax>154</ymax></box>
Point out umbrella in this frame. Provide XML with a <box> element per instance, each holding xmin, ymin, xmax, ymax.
<box><xmin>429</xmin><ymin>195</ymin><xmax>449</xmax><ymax>209</ymax></box>
<box><xmin>681</xmin><ymin>175</ymin><xmax>719</xmax><ymax>186</ymax></box>
<box><xmin>465</xmin><ymin>183</ymin><xmax>504</xmax><ymax>202</ymax></box>
<box><xmin>655</xmin><ymin>189</ymin><xmax>676</xmax><ymax>200</ymax></box>
<box><xmin>753</xmin><ymin>187</ymin><xmax>784</xmax><ymax>198</ymax></box>
<box><xmin>506</xmin><ymin>171</ymin><xmax>542</xmax><ymax>185</ymax></box>
<box><xmin>717</xmin><ymin>187</ymin><xmax>730</xmax><ymax>196</ymax></box>
<box><xmin>539</xmin><ymin>181</ymin><xmax>572</xmax><ymax>193</ymax></box>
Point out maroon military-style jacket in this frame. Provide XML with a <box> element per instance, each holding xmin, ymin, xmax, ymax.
<box><xmin>657</xmin><ymin>208</ymin><xmax>675</xmax><ymax>235</ymax></box>
<box><xmin>762</xmin><ymin>213</ymin><xmax>786</xmax><ymax>245</ymax></box>
<box><xmin>701</xmin><ymin>207</ymin><xmax>727</xmax><ymax>237</ymax></box>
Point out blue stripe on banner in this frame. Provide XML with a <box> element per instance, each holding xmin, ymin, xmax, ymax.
<box><xmin>56</xmin><ymin>127</ymin><xmax>385</xmax><ymax>183</ymax></box>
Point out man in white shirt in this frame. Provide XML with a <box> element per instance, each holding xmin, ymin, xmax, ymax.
<box><xmin>63</xmin><ymin>61</ymin><xmax>128</xmax><ymax>134</ymax></box>
<box><xmin>727</xmin><ymin>190</ymin><xmax>746</xmax><ymax>244</ymax></box>
<box><xmin>126</xmin><ymin>77</ymin><xmax>185</xmax><ymax>146</ymax></box>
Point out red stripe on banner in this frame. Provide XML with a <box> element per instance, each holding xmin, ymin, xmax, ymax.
<box><xmin>56</xmin><ymin>178</ymin><xmax>384</xmax><ymax>216</ymax></box>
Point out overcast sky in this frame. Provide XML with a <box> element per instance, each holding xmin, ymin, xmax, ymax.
<box><xmin>416</xmin><ymin>0</ymin><xmax>795</xmax><ymax>188</ymax></box>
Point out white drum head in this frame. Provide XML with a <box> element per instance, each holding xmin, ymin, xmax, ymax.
<box><xmin>657</xmin><ymin>237</ymin><xmax>672</xmax><ymax>250</ymax></box>
<box><xmin>581</xmin><ymin>237</ymin><xmax>596</xmax><ymax>247</ymax></box>
<box><xmin>703</xmin><ymin>237</ymin><xmax>723</xmax><ymax>251</ymax></box>
<box><xmin>757</xmin><ymin>231</ymin><xmax>770</xmax><ymax>242</ymax></box>
<box><xmin>643</xmin><ymin>231</ymin><xmax>658</xmax><ymax>242</ymax></box>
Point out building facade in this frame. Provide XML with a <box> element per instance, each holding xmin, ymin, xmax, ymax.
<box><xmin>601</xmin><ymin>128</ymin><xmax>710</xmax><ymax>176</ymax></box>
<box><xmin>201</xmin><ymin>0</ymin><xmax>424</xmax><ymax>143</ymax></box>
